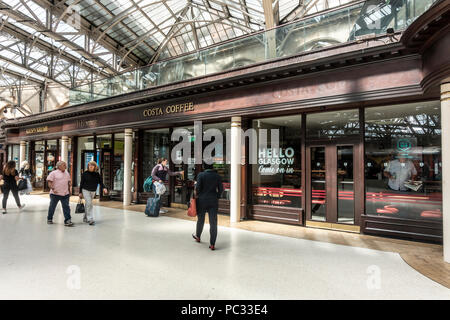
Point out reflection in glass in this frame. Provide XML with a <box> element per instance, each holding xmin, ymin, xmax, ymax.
<box><xmin>365</xmin><ymin>101</ymin><xmax>442</xmax><ymax>221</ymax></box>
<box><xmin>311</xmin><ymin>147</ymin><xmax>326</xmax><ymax>221</ymax></box>
<box><xmin>337</xmin><ymin>146</ymin><xmax>354</xmax><ymax>224</ymax></box>
<box><xmin>307</xmin><ymin>109</ymin><xmax>359</xmax><ymax>140</ymax></box>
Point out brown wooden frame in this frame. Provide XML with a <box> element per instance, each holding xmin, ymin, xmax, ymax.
<box><xmin>305</xmin><ymin>137</ymin><xmax>362</xmax><ymax>225</ymax></box>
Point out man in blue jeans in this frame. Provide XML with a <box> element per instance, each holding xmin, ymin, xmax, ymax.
<box><xmin>192</xmin><ymin>163</ymin><xmax>224</xmax><ymax>250</ymax></box>
<box><xmin>46</xmin><ymin>161</ymin><xmax>74</xmax><ymax>227</ymax></box>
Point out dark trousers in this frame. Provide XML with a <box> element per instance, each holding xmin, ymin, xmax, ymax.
<box><xmin>196</xmin><ymin>204</ymin><xmax>218</xmax><ymax>245</ymax></box>
<box><xmin>47</xmin><ymin>194</ymin><xmax>71</xmax><ymax>223</ymax></box>
<box><xmin>2</xmin><ymin>188</ymin><xmax>21</xmax><ymax>209</ymax></box>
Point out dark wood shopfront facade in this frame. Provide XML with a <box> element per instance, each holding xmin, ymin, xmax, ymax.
<box><xmin>3</xmin><ymin>0</ymin><xmax>450</xmax><ymax>243</ymax></box>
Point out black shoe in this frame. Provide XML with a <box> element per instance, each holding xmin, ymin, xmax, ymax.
<box><xmin>2</xmin><ymin>210</ymin><xmax>6</xmax><ymax>214</ymax></box>
<box><xmin>64</xmin><ymin>220</ymin><xmax>74</xmax><ymax>227</ymax></box>
<box><xmin>88</xmin><ymin>221</ymin><xmax>95</xmax><ymax>226</ymax></box>
<box><xmin>47</xmin><ymin>220</ymin><xmax>53</xmax><ymax>224</ymax></box>
<box><xmin>192</xmin><ymin>234</ymin><xmax>200</xmax><ymax>242</ymax></box>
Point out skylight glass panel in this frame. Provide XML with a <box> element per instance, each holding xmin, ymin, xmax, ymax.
<box><xmin>148</xmin><ymin>2</ymin><xmax>170</xmax><ymax>26</ymax></box>
<box><xmin>279</xmin><ymin>0</ymin><xmax>300</xmax><ymax>20</ymax></box>
<box><xmin>159</xmin><ymin>17</ymin><xmax>176</xmax><ymax>30</ymax></box>
<box><xmin>209</xmin><ymin>1</ymin><xmax>223</xmax><ymax>12</ymax></box>
<box><xmin>0</xmin><ymin>50</ymin><xmax>17</xmax><ymax>60</ymax></box>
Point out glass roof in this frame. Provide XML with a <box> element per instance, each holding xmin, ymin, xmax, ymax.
<box><xmin>70</xmin><ymin>0</ymin><xmax>360</xmax><ymax>66</ymax></box>
<box><xmin>0</xmin><ymin>0</ymin><xmax>361</xmax><ymax>90</ymax></box>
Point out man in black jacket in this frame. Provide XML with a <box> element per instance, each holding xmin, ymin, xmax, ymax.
<box><xmin>192</xmin><ymin>163</ymin><xmax>224</xmax><ymax>250</ymax></box>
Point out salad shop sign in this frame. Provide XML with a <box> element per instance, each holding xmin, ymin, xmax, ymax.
<box><xmin>258</xmin><ymin>147</ymin><xmax>295</xmax><ymax>174</ymax></box>
<box><xmin>143</xmin><ymin>102</ymin><xmax>194</xmax><ymax>118</ymax></box>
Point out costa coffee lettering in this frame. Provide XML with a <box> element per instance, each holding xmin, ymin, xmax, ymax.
<box><xmin>143</xmin><ymin>107</ymin><xmax>163</xmax><ymax>117</ymax></box>
<box><xmin>143</xmin><ymin>102</ymin><xmax>194</xmax><ymax>118</ymax></box>
<box><xmin>25</xmin><ymin>126</ymin><xmax>49</xmax><ymax>135</ymax></box>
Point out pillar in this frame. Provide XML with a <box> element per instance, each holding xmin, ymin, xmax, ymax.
<box><xmin>442</xmin><ymin>82</ymin><xmax>450</xmax><ymax>263</ymax></box>
<box><xmin>19</xmin><ymin>141</ymin><xmax>26</xmax><ymax>165</ymax></box>
<box><xmin>123</xmin><ymin>129</ymin><xmax>133</xmax><ymax>206</ymax></box>
<box><xmin>230</xmin><ymin>117</ymin><xmax>242</xmax><ymax>223</ymax></box>
<box><xmin>60</xmin><ymin>136</ymin><xmax>69</xmax><ymax>165</ymax></box>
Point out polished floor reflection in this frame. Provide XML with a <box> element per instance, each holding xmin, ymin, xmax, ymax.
<box><xmin>0</xmin><ymin>195</ymin><xmax>448</xmax><ymax>300</ymax></box>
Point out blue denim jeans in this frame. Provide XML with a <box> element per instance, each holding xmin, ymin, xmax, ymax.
<box><xmin>47</xmin><ymin>194</ymin><xmax>71</xmax><ymax>223</ymax></box>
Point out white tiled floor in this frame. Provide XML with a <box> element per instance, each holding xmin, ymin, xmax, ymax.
<box><xmin>0</xmin><ymin>195</ymin><xmax>449</xmax><ymax>300</ymax></box>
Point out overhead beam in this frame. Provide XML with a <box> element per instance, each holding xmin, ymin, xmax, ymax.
<box><xmin>1</xmin><ymin>69</ymin><xmax>44</xmax><ymax>86</ymax></box>
<box><xmin>262</xmin><ymin>0</ymin><xmax>279</xmax><ymax>29</ymax></box>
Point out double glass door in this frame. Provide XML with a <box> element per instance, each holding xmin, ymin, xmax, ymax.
<box><xmin>306</xmin><ymin>140</ymin><xmax>360</xmax><ymax>225</ymax></box>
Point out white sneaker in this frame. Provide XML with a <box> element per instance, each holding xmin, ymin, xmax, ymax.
<box><xmin>160</xmin><ymin>209</ymin><xmax>168</xmax><ymax>214</ymax></box>
<box><xmin>19</xmin><ymin>204</ymin><xmax>25</xmax><ymax>210</ymax></box>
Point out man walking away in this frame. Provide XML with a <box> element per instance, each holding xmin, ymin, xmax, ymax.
<box><xmin>47</xmin><ymin>161</ymin><xmax>73</xmax><ymax>227</ymax></box>
<box><xmin>192</xmin><ymin>163</ymin><xmax>223</xmax><ymax>250</ymax></box>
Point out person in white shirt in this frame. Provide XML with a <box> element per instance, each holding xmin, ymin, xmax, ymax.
<box><xmin>384</xmin><ymin>155</ymin><xmax>417</xmax><ymax>191</ymax></box>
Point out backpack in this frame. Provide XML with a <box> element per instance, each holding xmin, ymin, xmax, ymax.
<box><xmin>143</xmin><ymin>176</ymin><xmax>153</xmax><ymax>192</ymax></box>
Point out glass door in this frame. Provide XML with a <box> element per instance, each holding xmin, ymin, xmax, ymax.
<box><xmin>310</xmin><ymin>146</ymin><xmax>326</xmax><ymax>221</ymax></box>
<box><xmin>306</xmin><ymin>143</ymin><xmax>356</xmax><ymax>225</ymax></box>
<box><xmin>337</xmin><ymin>146</ymin><xmax>354</xmax><ymax>224</ymax></box>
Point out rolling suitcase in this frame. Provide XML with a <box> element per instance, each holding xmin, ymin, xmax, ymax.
<box><xmin>145</xmin><ymin>195</ymin><xmax>161</xmax><ymax>217</ymax></box>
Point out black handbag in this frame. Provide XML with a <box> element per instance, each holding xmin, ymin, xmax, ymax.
<box><xmin>17</xmin><ymin>179</ymin><xmax>28</xmax><ymax>191</ymax></box>
<box><xmin>75</xmin><ymin>200</ymin><xmax>85</xmax><ymax>214</ymax></box>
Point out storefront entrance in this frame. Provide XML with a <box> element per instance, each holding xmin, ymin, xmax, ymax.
<box><xmin>305</xmin><ymin>139</ymin><xmax>362</xmax><ymax>231</ymax></box>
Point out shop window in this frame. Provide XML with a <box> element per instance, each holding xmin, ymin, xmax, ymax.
<box><xmin>203</xmin><ymin>122</ymin><xmax>231</xmax><ymax>200</ymax></box>
<box><xmin>96</xmin><ymin>135</ymin><xmax>112</xmax><ymax>193</ymax></box>
<box><xmin>76</xmin><ymin>136</ymin><xmax>94</xmax><ymax>186</ymax></box>
<box><xmin>252</xmin><ymin>115</ymin><xmax>302</xmax><ymax>208</ymax></box>
<box><xmin>34</xmin><ymin>141</ymin><xmax>45</xmax><ymax>186</ymax></box>
<box><xmin>8</xmin><ymin>145</ymin><xmax>20</xmax><ymax>169</ymax></box>
<box><xmin>142</xmin><ymin>129</ymin><xmax>170</xmax><ymax>182</ymax></box>
<box><xmin>172</xmin><ymin>126</ymin><xmax>195</xmax><ymax>204</ymax></box>
<box><xmin>113</xmin><ymin>133</ymin><xmax>125</xmax><ymax>193</ymax></box>
<box><xmin>365</xmin><ymin>101</ymin><xmax>442</xmax><ymax>221</ymax></box>
<box><xmin>46</xmin><ymin>140</ymin><xmax>57</xmax><ymax>173</ymax></box>
<box><xmin>96</xmin><ymin>135</ymin><xmax>112</xmax><ymax>150</ymax></box>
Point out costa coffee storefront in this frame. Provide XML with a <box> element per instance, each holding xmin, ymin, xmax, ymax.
<box><xmin>3</xmin><ymin>2</ymin><xmax>450</xmax><ymax>245</ymax></box>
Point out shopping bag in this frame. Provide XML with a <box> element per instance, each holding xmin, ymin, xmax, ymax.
<box><xmin>145</xmin><ymin>195</ymin><xmax>160</xmax><ymax>217</ymax></box>
<box><xmin>75</xmin><ymin>200</ymin><xmax>85</xmax><ymax>214</ymax></box>
<box><xmin>187</xmin><ymin>197</ymin><xmax>197</xmax><ymax>217</ymax></box>
<box><xmin>17</xmin><ymin>179</ymin><xmax>28</xmax><ymax>191</ymax></box>
<box><xmin>26</xmin><ymin>179</ymin><xmax>33</xmax><ymax>193</ymax></box>
<box><xmin>154</xmin><ymin>181</ymin><xmax>166</xmax><ymax>195</ymax></box>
